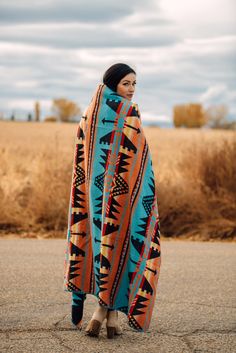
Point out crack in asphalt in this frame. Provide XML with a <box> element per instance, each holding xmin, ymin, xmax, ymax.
<box><xmin>0</xmin><ymin>327</ymin><xmax>77</xmax><ymax>334</ymax></box>
<box><xmin>181</xmin><ymin>335</ymin><xmax>195</xmax><ymax>353</ymax></box>
<box><xmin>51</xmin><ymin>331</ymin><xmax>73</xmax><ymax>352</ymax></box>
<box><xmin>53</xmin><ymin>314</ymin><xmax>68</xmax><ymax>328</ymax></box>
<box><xmin>1</xmin><ymin>327</ymin><xmax>235</xmax><ymax>353</ymax></box>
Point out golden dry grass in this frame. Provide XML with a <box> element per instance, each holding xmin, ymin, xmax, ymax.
<box><xmin>0</xmin><ymin>120</ymin><xmax>235</xmax><ymax>240</ymax></box>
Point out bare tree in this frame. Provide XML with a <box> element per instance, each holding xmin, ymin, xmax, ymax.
<box><xmin>35</xmin><ymin>101</ymin><xmax>40</xmax><ymax>122</ymax></box>
<box><xmin>204</xmin><ymin>104</ymin><xmax>229</xmax><ymax>128</ymax></box>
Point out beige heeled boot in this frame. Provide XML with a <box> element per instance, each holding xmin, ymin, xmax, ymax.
<box><xmin>85</xmin><ymin>304</ymin><xmax>108</xmax><ymax>337</ymax></box>
<box><xmin>106</xmin><ymin>310</ymin><xmax>123</xmax><ymax>338</ymax></box>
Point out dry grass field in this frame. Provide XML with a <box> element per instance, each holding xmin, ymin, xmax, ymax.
<box><xmin>0</xmin><ymin>120</ymin><xmax>235</xmax><ymax>240</ymax></box>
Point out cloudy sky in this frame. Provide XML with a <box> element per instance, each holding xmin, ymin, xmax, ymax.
<box><xmin>0</xmin><ymin>0</ymin><xmax>235</xmax><ymax>124</ymax></box>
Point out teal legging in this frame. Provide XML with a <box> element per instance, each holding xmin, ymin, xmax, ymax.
<box><xmin>71</xmin><ymin>290</ymin><xmax>87</xmax><ymax>326</ymax></box>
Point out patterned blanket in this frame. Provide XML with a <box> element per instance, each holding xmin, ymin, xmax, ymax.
<box><xmin>64</xmin><ymin>83</ymin><xmax>161</xmax><ymax>332</ymax></box>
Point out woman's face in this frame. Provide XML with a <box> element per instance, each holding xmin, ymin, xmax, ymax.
<box><xmin>116</xmin><ymin>73</ymin><xmax>136</xmax><ymax>101</ymax></box>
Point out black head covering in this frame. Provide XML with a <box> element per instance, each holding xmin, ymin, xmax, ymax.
<box><xmin>103</xmin><ymin>63</ymin><xmax>136</xmax><ymax>92</ymax></box>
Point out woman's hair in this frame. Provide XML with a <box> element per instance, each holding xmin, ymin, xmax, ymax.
<box><xmin>103</xmin><ymin>63</ymin><xmax>136</xmax><ymax>92</ymax></box>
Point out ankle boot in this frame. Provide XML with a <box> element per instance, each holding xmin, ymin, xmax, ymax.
<box><xmin>85</xmin><ymin>304</ymin><xmax>108</xmax><ymax>337</ymax></box>
<box><xmin>106</xmin><ymin>310</ymin><xmax>123</xmax><ymax>338</ymax></box>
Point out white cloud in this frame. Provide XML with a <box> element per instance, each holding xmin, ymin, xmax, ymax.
<box><xmin>0</xmin><ymin>0</ymin><xmax>156</xmax><ymax>24</ymax></box>
<box><xmin>198</xmin><ymin>85</ymin><xmax>236</xmax><ymax>115</ymax></box>
<box><xmin>0</xmin><ymin>98</ymin><xmax>51</xmax><ymax>111</ymax></box>
<box><xmin>160</xmin><ymin>0</ymin><xmax>236</xmax><ymax>36</ymax></box>
<box><xmin>199</xmin><ymin>84</ymin><xmax>228</xmax><ymax>103</ymax></box>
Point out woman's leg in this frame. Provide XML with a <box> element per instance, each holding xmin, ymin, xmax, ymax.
<box><xmin>106</xmin><ymin>309</ymin><xmax>122</xmax><ymax>337</ymax></box>
<box><xmin>85</xmin><ymin>302</ymin><xmax>108</xmax><ymax>336</ymax></box>
<box><xmin>71</xmin><ymin>290</ymin><xmax>87</xmax><ymax>327</ymax></box>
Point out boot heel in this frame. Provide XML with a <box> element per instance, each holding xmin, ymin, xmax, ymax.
<box><xmin>85</xmin><ymin>319</ymin><xmax>102</xmax><ymax>337</ymax></box>
<box><xmin>107</xmin><ymin>326</ymin><xmax>116</xmax><ymax>339</ymax></box>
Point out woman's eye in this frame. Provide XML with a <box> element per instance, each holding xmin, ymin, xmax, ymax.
<box><xmin>123</xmin><ymin>82</ymin><xmax>136</xmax><ymax>86</ymax></box>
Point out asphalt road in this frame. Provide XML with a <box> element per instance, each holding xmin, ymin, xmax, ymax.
<box><xmin>0</xmin><ymin>238</ymin><xmax>235</xmax><ymax>353</ymax></box>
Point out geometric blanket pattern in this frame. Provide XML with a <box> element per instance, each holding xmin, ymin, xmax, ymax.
<box><xmin>64</xmin><ymin>83</ymin><xmax>162</xmax><ymax>332</ymax></box>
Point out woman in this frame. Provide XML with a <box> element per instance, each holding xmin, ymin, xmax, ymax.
<box><xmin>63</xmin><ymin>63</ymin><xmax>161</xmax><ymax>338</ymax></box>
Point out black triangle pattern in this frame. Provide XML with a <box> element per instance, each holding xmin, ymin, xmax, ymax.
<box><xmin>116</xmin><ymin>152</ymin><xmax>132</xmax><ymax>174</ymax></box>
<box><xmin>152</xmin><ymin>225</ymin><xmax>161</xmax><ymax>246</ymax></box>
<box><xmin>141</xmin><ymin>277</ymin><xmax>153</xmax><ymax>295</ymax></box>
<box><xmin>73</xmin><ymin>188</ymin><xmax>86</xmax><ymax>208</ymax></box>
<box><xmin>106</xmin><ymin>196</ymin><xmax>121</xmax><ymax>220</ymax></box>
<box><xmin>94</xmin><ymin>195</ymin><xmax>103</xmax><ymax>215</ymax></box>
<box><xmin>70</xmin><ymin>243</ymin><xmax>85</xmax><ymax>257</ymax></box>
<box><xmin>94</xmin><ymin>253</ymin><xmax>100</xmax><ymax>264</ymax></box>
<box><xmin>99</xmin><ymin>272</ymin><xmax>109</xmax><ymax>292</ymax></box>
<box><xmin>131</xmin><ymin>236</ymin><xmax>145</xmax><ymax>254</ymax></box>
<box><xmin>149</xmin><ymin>246</ymin><xmax>161</xmax><ymax>259</ymax></box>
<box><xmin>106</xmin><ymin>98</ymin><xmax>121</xmax><ymax>112</ymax></box>
<box><xmin>142</xmin><ymin>194</ymin><xmax>155</xmax><ymax>216</ymax></box>
<box><xmin>94</xmin><ymin>172</ymin><xmax>105</xmax><ymax>191</ymax></box>
<box><xmin>93</xmin><ymin>218</ymin><xmax>102</xmax><ymax>230</ymax></box>
<box><xmin>128</xmin><ymin>271</ymin><xmax>135</xmax><ymax>285</ymax></box>
<box><xmin>126</xmin><ymin>105</ymin><xmax>140</xmax><ymax>117</ymax></box>
<box><xmin>95</xmin><ymin>266</ymin><xmax>100</xmax><ymax>289</ymax></box>
<box><xmin>101</xmin><ymin>254</ymin><xmax>111</xmax><ymax>270</ymax></box>
<box><xmin>100</xmin><ymin>132</ymin><xmax>113</xmax><ymax>145</ymax></box>
<box><xmin>71</xmin><ymin>211</ymin><xmax>88</xmax><ymax>224</ymax></box>
<box><xmin>75</xmin><ymin>143</ymin><xmax>85</xmax><ymax>165</ymax></box>
<box><xmin>112</xmin><ymin>174</ymin><xmax>129</xmax><ymax>196</ymax></box>
<box><xmin>121</xmin><ymin>133</ymin><xmax>137</xmax><ymax>153</ymax></box>
<box><xmin>77</xmin><ymin>126</ymin><xmax>85</xmax><ymax>139</ymax></box>
<box><xmin>136</xmin><ymin>217</ymin><xmax>149</xmax><ymax>238</ymax></box>
<box><xmin>100</xmin><ymin>148</ymin><xmax>110</xmax><ymax>169</ymax></box>
<box><xmin>104</xmin><ymin>222</ymin><xmax>119</xmax><ymax>235</ymax></box>
<box><xmin>75</xmin><ymin>165</ymin><xmax>85</xmax><ymax>186</ymax></box>
<box><xmin>69</xmin><ymin>259</ymin><xmax>81</xmax><ymax>281</ymax></box>
<box><xmin>142</xmin><ymin>176</ymin><xmax>155</xmax><ymax>215</ymax></box>
<box><xmin>131</xmin><ymin>295</ymin><xmax>149</xmax><ymax>316</ymax></box>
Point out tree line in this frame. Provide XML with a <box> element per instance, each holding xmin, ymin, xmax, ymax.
<box><xmin>5</xmin><ymin>98</ymin><xmax>235</xmax><ymax>129</ymax></box>
<box><xmin>173</xmin><ymin>103</ymin><xmax>234</xmax><ymax>129</ymax></box>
